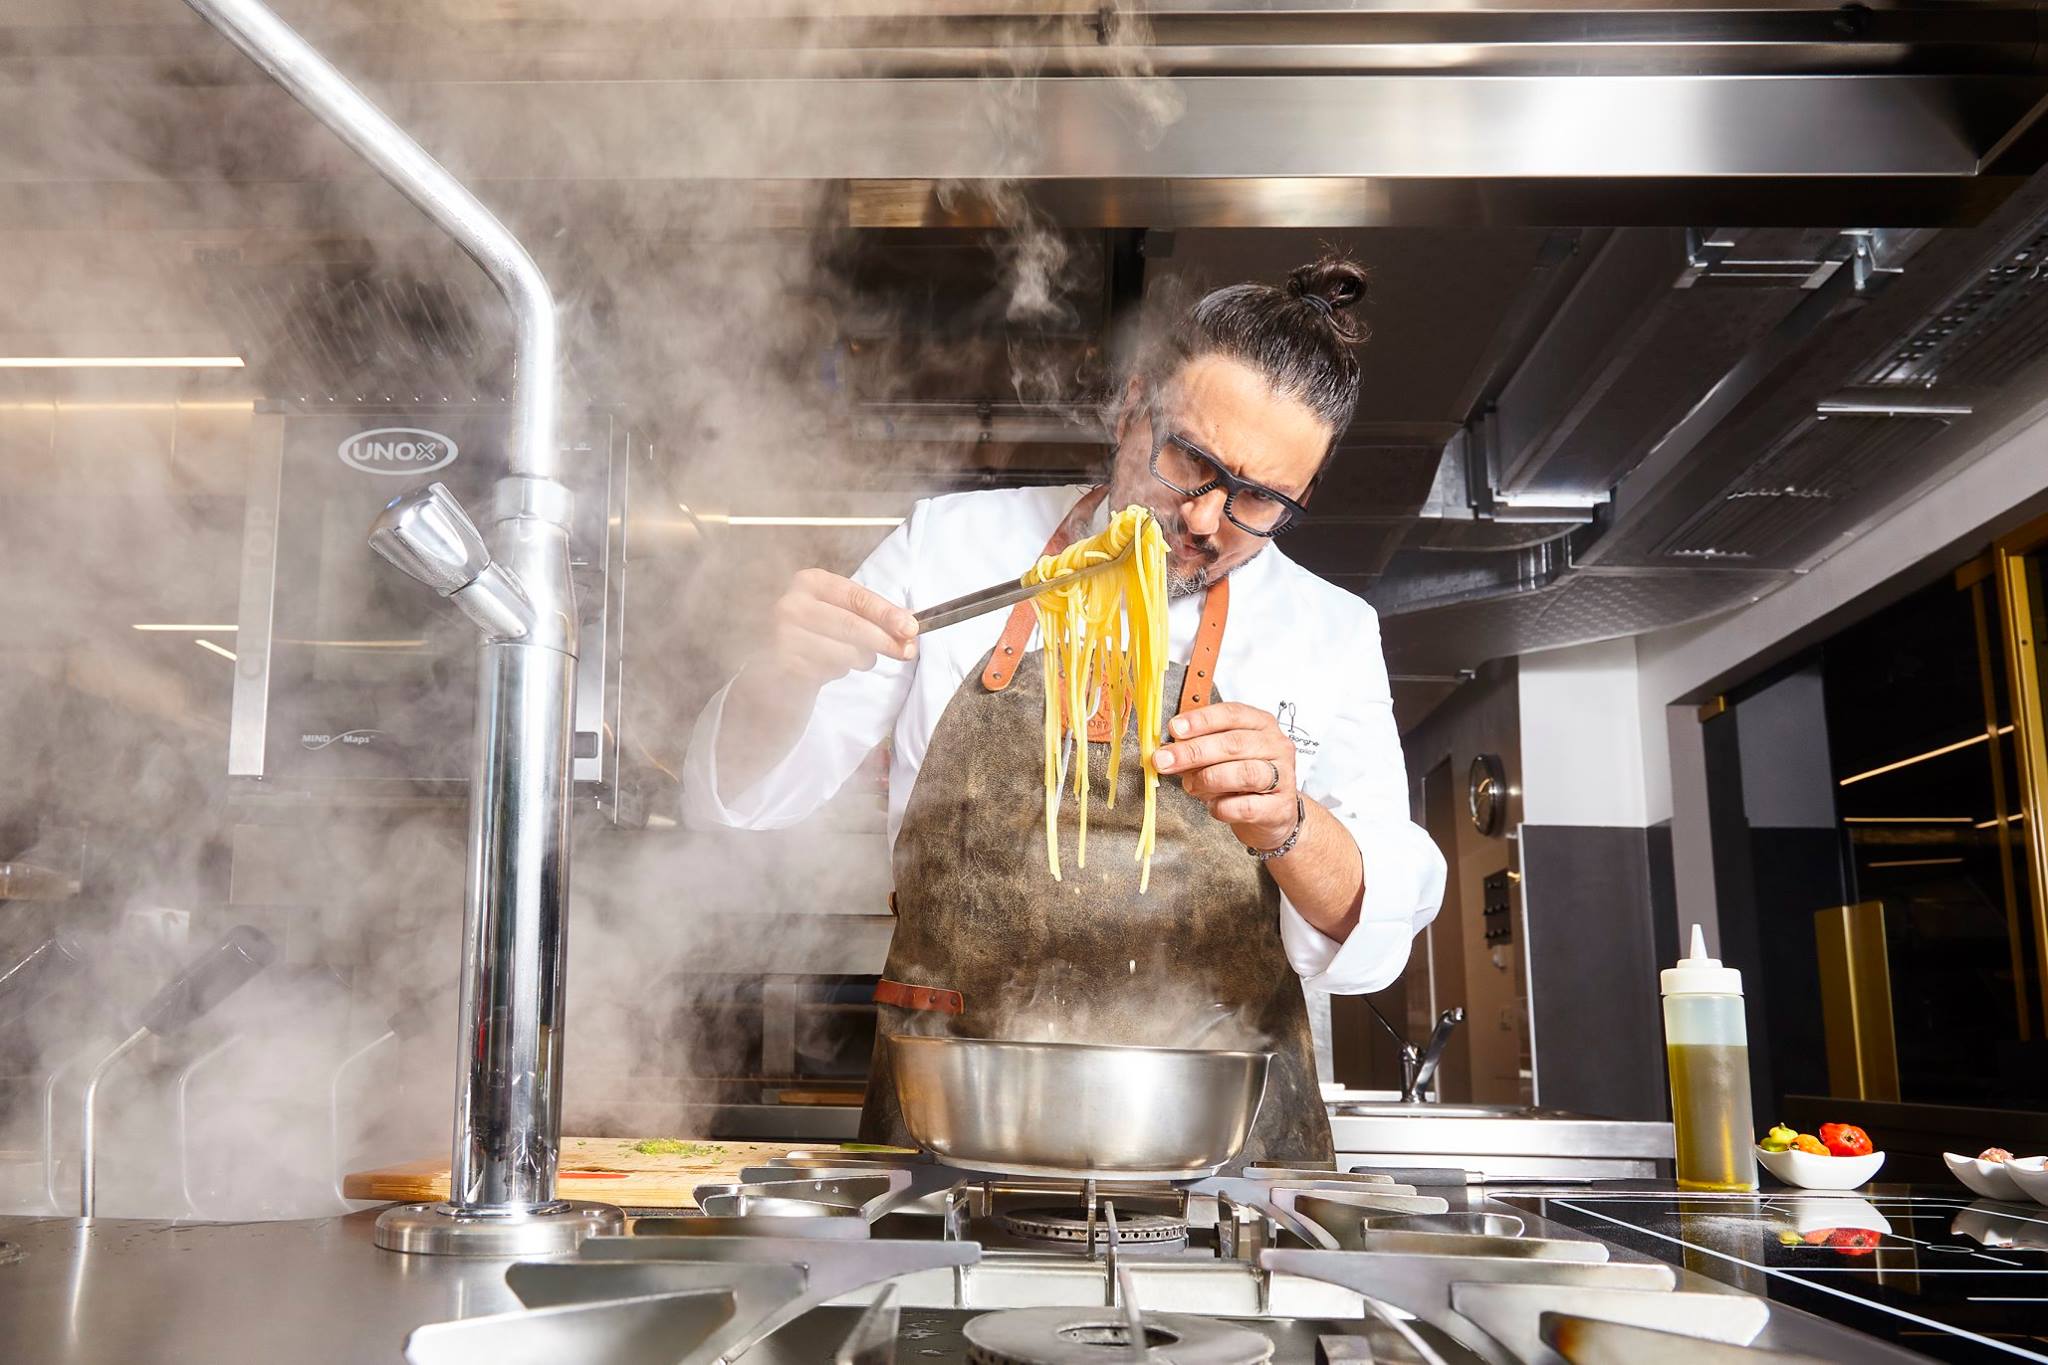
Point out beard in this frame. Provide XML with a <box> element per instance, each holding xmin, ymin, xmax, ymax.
<box><xmin>1166</xmin><ymin>548</ymin><xmax>1216</xmax><ymax>598</ymax></box>
<box><xmin>1103</xmin><ymin>461</ymin><xmax>1235</xmax><ymax>598</ymax></box>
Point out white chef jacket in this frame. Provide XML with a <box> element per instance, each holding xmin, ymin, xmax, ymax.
<box><xmin>683</xmin><ymin>484</ymin><xmax>1446</xmax><ymax>994</ymax></box>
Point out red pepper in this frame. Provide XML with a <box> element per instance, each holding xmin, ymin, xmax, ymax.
<box><xmin>1802</xmin><ymin>1227</ymin><xmax>1881</xmax><ymax>1256</ymax></box>
<box><xmin>1819</xmin><ymin>1123</ymin><xmax>1874</xmax><ymax>1158</ymax></box>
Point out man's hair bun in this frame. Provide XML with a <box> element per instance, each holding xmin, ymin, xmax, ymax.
<box><xmin>1285</xmin><ymin>256</ymin><xmax>1369</xmax><ymax>346</ymax></box>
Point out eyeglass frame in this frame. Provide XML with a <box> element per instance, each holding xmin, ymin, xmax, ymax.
<box><xmin>1145</xmin><ymin>411</ymin><xmax>1315</xmax><ymax>537</ymax></box>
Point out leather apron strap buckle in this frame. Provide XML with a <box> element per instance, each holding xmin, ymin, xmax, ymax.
<box><xmin>874</xmin><ymin>978</ymin><xmax>964</xmax><ymax>1015</ymax></box>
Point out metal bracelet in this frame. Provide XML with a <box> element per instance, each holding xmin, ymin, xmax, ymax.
<box><xmin>1246</xmin><ymin>794</ymin><xmax>1307</xmax><ymax>862</ymax></box>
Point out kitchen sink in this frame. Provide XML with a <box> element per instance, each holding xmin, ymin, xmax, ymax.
<box><xmin>1328</xmin><ymin>1103</ymin><xmax>1543</xmax><ymax>1119</ymax></box>
<box><xmin>1324</xmin><ymin>1100</ymin><xmax>1674</xmax><ymax>1181</ymax></box>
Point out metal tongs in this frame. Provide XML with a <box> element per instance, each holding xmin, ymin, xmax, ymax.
<box><xmin>912</xmin><ymin>541</ymin><xmax>1133</xmax><ymax>633</ymax></box>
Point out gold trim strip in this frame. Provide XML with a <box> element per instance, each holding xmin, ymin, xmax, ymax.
<box><xmin>1814</xmin><ymin>902</ymin><xmax>1901</xmax><ymax>1102</ymax></box>
<box><xmin>1971</xmin><ymin>578</ymin><xmax>2032</xmax><ymax>1039</ymax></box>
<box><xmin>1994</xmin><ymin>543</ymin><xmax>2048</xmax><ymax>1038</ymax></box>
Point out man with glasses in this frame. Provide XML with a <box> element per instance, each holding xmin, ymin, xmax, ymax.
<box><xmin>687</xmin><ymin>257</ymin><xmax>1447</xmax><ymax>1166</ymax></box>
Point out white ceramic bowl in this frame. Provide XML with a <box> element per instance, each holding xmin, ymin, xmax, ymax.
<box><xmin>1774</xmin><ymin>1195</ymin><xmax>1891</xmax><ymax>1236</ymax></box>
<box><xmin>2003</xmin><ymin>1156</ymin><xmax>2048</xmax><ymax>1207</ymax></box>
<box><xmin>1945</xmin><ymin>1152</ymin><xmax>2031</xmax><ymax>1202</ymax></box>
<box><xmin>1755</xmin><ymin>1145</ymin><xmax>1885</xmax><ymax>1190</ymax></box>
<box><xmin>1956</xmin><ymin>1201</ymin><xmax>2048</xmax><ymax>1249</ymax></box>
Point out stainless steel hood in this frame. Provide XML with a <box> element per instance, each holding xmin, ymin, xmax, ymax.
<box><xmin>7</xmin><ymin>1</ymin><xmax>2048</xmax><ymax>231</ymax></box>
<box><xmin>17</xmin><ymin>0</ymin><xmax>2048</xmax><ymax>732</ymax></box>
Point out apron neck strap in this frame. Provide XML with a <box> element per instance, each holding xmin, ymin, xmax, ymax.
<box><xmin>1176</xmin><ymin>575</ymin><xmax>1228</xmax><ymax>714</ymax></box>
<box><xmin>981</xmin><ymin>487</ymin><xmax>1229</xmax><ymax>715</ymax></box>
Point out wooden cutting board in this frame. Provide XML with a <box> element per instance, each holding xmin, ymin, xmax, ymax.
<box><xmin>342</xmin><ymin>1137</ymin><xmax>848</xmax><ymax>1208</ymax></box>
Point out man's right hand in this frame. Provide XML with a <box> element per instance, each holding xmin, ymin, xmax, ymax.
<box><xmin>716</xmin><ymin>569</ymin><xmax>918</xmax><ymax>800</ymax></box>
<box><xmin>764</xmin><ymin>568</ymin><xmax>919</xmax><ymax>689</ymax></box>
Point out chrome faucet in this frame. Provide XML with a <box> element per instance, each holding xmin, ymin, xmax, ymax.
<box><xmin>369</xmin><ymin>483</ymin><xmax>534</xmax><ymax>641</ymax></box>
<box><xmin>183</xmin><ymin>0</ymin><xmax>620</xmax><ymax>1255</ymax></box>
<box><xmin>1365</xmin><ymin>1001</ymin><xmax>1466</xmax><ymax>1103</ymax></box>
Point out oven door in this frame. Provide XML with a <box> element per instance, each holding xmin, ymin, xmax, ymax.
<box><xmin>228</xmin><ymin>406</ymin><xmax>624</xmax><ymax>791</ymax></box>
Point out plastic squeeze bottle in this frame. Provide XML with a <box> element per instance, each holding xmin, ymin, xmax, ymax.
<box><xmin>1661</xmin><ymin>924</ymin><xmax>1759</xmax><ymax>1192</ymax></box>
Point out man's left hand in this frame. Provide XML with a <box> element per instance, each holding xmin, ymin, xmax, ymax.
<box><xmin>1152</xmin><ymin>702</ymin><xmax>1300</xmax><ymax>851</ymax></box>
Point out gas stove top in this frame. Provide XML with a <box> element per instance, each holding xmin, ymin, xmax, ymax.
<box><xmin>1512</xmin><ymin>1187</ymin><xmax>2048</xmax><ymax>1364</ymax></box>
<box><xmin>401</xmin><ymin>1155</ymin><xmax>1935</xmax><ymax>1364</ymax></box>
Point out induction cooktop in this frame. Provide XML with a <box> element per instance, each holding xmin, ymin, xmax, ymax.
<box><xmin>1503</xmin><ymin>1187</ymin><xmax>2048</xmax><ymax>1364</ymax></box>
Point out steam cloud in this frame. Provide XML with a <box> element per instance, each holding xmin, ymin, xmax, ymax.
<box><xmin>0</xmin><ymin>0</ymin><xmax>1190</xmax><ymax>1218</ymax></box>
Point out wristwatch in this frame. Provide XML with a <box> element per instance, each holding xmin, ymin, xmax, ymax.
<box><xmin>1246</xmin><ymin>794</ymin><xmax>1307</xmax><ymax>862</ymax></box>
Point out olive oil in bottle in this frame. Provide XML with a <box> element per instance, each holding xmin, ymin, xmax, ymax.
<box><xmin>1661</xmin><ymin>926</ymin><xmax>1758</xmax><ymax>1192</ymax></box>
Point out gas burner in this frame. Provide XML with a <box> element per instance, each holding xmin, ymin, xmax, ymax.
<box><xmin>999</xmin><ymin>1206</ymin><xmax>1188</xmax><ymax>1248</ymax></box>
<box><xmin>964</xmin><ymin>1307</ymin><xmax>1274</xmax><ymax>1365</ymax></box>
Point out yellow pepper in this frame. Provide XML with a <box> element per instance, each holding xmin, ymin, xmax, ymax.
<box><xmin>1759</xmin><ymin>1124</ymin><xmax>1798</xmax><ymax>1153</ymax></box>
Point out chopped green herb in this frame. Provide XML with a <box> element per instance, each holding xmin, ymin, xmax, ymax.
<box><xmin>631</xmin><ymin>1138</ymin><xmax>717</xmax><ymax>1158</ymax></box>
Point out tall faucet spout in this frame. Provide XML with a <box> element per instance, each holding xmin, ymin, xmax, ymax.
<box><xmin>182</xmin><ymin>0</ymin><xmax>617</xmax><ymax>1256</ymax></box>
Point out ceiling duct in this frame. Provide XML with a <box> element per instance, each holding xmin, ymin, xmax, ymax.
<box><xmin>1380</xmin><ymin>565</ymin><xmax>1789</xmax><ymax>678</ymax></box>
<box><xmin>1373</xmin><ymin>199</ymin><xmax>2048</xmax><ymax>693</ymax></box>
<box><xmin>1653</xmin><ymin>411</ymin><xmax>1957</xmax><ymax>564</ymax></box>
<box><xmin>1865</xmin><ymin>225</ymin><xmax>2048</xmax><ymax>388</ymax></box>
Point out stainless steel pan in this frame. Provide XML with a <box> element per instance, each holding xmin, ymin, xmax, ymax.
<box><xmin>889</xmin><ymin>1035</ymin><xmax>1271</xmax><ymax>1180</ymax></box>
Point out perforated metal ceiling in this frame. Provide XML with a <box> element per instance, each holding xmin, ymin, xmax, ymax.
<box><xmin>1380</xmin><ymin>567</ymin><xmax>1790</xmax><ymax>677</ymax></box>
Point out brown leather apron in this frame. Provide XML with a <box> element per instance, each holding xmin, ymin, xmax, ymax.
<box><xmin>858</xmin><ymin>488</ymin><xmax>1335</xmax><ymax>1169</ymax></box>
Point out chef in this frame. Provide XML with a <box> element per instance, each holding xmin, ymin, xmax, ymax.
<box><xmin>684</xmin><ymin>256</ymin><xmax>1447</xmax><ymax>1166</ymax></box>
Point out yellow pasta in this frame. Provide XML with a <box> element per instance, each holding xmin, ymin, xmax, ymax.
<box><xmin>1022</xmin><ymin>504</ymin><xmax>1170</xmax><ymax>892</ymax></box>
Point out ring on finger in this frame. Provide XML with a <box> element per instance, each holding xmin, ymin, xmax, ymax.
<box><xmin>1258</xmin><ymin>758</ymin><xmax>1282</xmax><ymax>795</ymax></box>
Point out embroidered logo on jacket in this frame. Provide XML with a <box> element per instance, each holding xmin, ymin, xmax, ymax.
<box><xmin>1276</xmin><ymin>701</ymin><xmax>1319</xmax><ymax>754</ymax></box>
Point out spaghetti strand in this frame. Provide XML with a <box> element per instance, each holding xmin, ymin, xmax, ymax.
<box><xmin>1023</xmin><ymin>505</ymin><xmax>1170</xmax><ymax>891</ymax></box>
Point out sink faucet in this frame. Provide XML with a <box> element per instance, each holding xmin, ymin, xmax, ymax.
<box><xmin>1364</xmin><ymin>1001</ymin><xmax>1466</xmax><ymax>1103</ymax></box>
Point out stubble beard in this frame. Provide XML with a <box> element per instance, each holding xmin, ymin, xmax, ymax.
<box><xmin>1105</xmin><ymin>453</ymin><xmax>1239</xmax><ymax>598</ymax></box>
<box><xmin>1167</xmin><ymin>560</ymin><xmax>1212</xmax><ymax>598</ymax></box>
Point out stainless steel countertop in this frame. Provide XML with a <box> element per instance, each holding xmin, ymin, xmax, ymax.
<box><xmin>0</xmin><ymin>1113</ymin><xmax>1677</xmax><ymax>1365</ymax></box>
<box><xmin>0</xmin><ymin>1211</ymin><xmax>521</xmax><ymax>1364</ymax></box>
<box><xmin>0</xmin><ymin>1181</ymin><xmax>1916</xmax><ymax>1364</ymax></box>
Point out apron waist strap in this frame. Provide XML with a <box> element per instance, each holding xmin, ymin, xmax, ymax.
<box><xmin>874</xmin><ymin>978</ymin><xmax>964</xmax><ymax>1015</ymax></box>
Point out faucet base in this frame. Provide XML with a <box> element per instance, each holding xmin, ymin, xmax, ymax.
<box><xmin>372</xmin><ymin>1199</ymin><xmax>623</xmax><ymax>1257</ymax></box>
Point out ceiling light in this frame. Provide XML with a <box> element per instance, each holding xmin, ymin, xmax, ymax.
<box><xmin>1865</xmin><ymin>856</ymin><xmax>1965</xmax><ymax>869</ymax></box>
<box><xmin>1815</xmin><ymin>396</ymin><xmax>1973</xmax><ymax>418</ymax></box>
<box><xmin>1837</xmin><ymin>725</ymin><xmax>2014</xmax><ymax>787</ymax></box>
<box><xmin>195</xmin><ymin>639</ymin><xmax>237</xmax><ymax>662</ymax></box>
<box><xmin>680</xmin><ymin>505</ymin><xmax>904</xmax><ymax>528</ymax></box>
<box><xmin>134</xmin><ymin>624</ymin><xmax>237</xmax><ymax>632</ymax></box>
<box><xmin>0</xmin><ymin>356</ymin><xmax>244</xmax><ymax>369</ymax></box>
<box><xmin>275</xmin><ymin>638</ymin><xmax>428</xmax><ymax>649</ymax></box>
<box><xmin>1494</xmin><ymin>491</ymin><xmax>1607</xmax><ymax>509</ymax></box>
<box><xmin>0</xmin><ymin>400</ymin><xmax>256</xmax><ymax>413</ymax></box>
<box><xmin>1841</xmin><ymin>816</ymin><xmax>1973</xmax><ymax>824</ymax></box>
<box><xmin>726</xmin><ymin>515</ymin><xmax>905</xmax><ymax>528</ymax></box>
<box><xmin>1974</xmin><ymin>813</ymin><xmax>2028</xmax><ymax>829</ymax></box>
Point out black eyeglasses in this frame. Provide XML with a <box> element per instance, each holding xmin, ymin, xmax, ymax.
<box><xmin>1148</xmin><ymin>424</ymin><xmax>1311</xmax><ymax>537</ymax></box>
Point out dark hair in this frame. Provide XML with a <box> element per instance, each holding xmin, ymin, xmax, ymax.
<box><xmin>1138</xmin><ymin>254</ymin><xmax>1369</xmax><ymax>447</ymax></box>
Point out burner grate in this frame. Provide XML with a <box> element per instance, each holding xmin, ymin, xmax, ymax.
<box><xmin>963</xmin><ymin>1307</ymin><xmax>1274</xmax><ymax>1365</ymax></box>
<box><xmin>998</xmin><ymin>1206</ymin><xmax>1188</xmax><ymax>1248</ymax></box>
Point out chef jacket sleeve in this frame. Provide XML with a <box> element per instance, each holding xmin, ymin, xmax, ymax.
<box><xmin>1275</xmin><ymin>605</ymin><xmax>1448</xmax><ymax>994</ymax></box>
<box><xmin>681</xmin><ymin>505</ymin><xmax>923</xmax><ymax>830</ymax></box>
